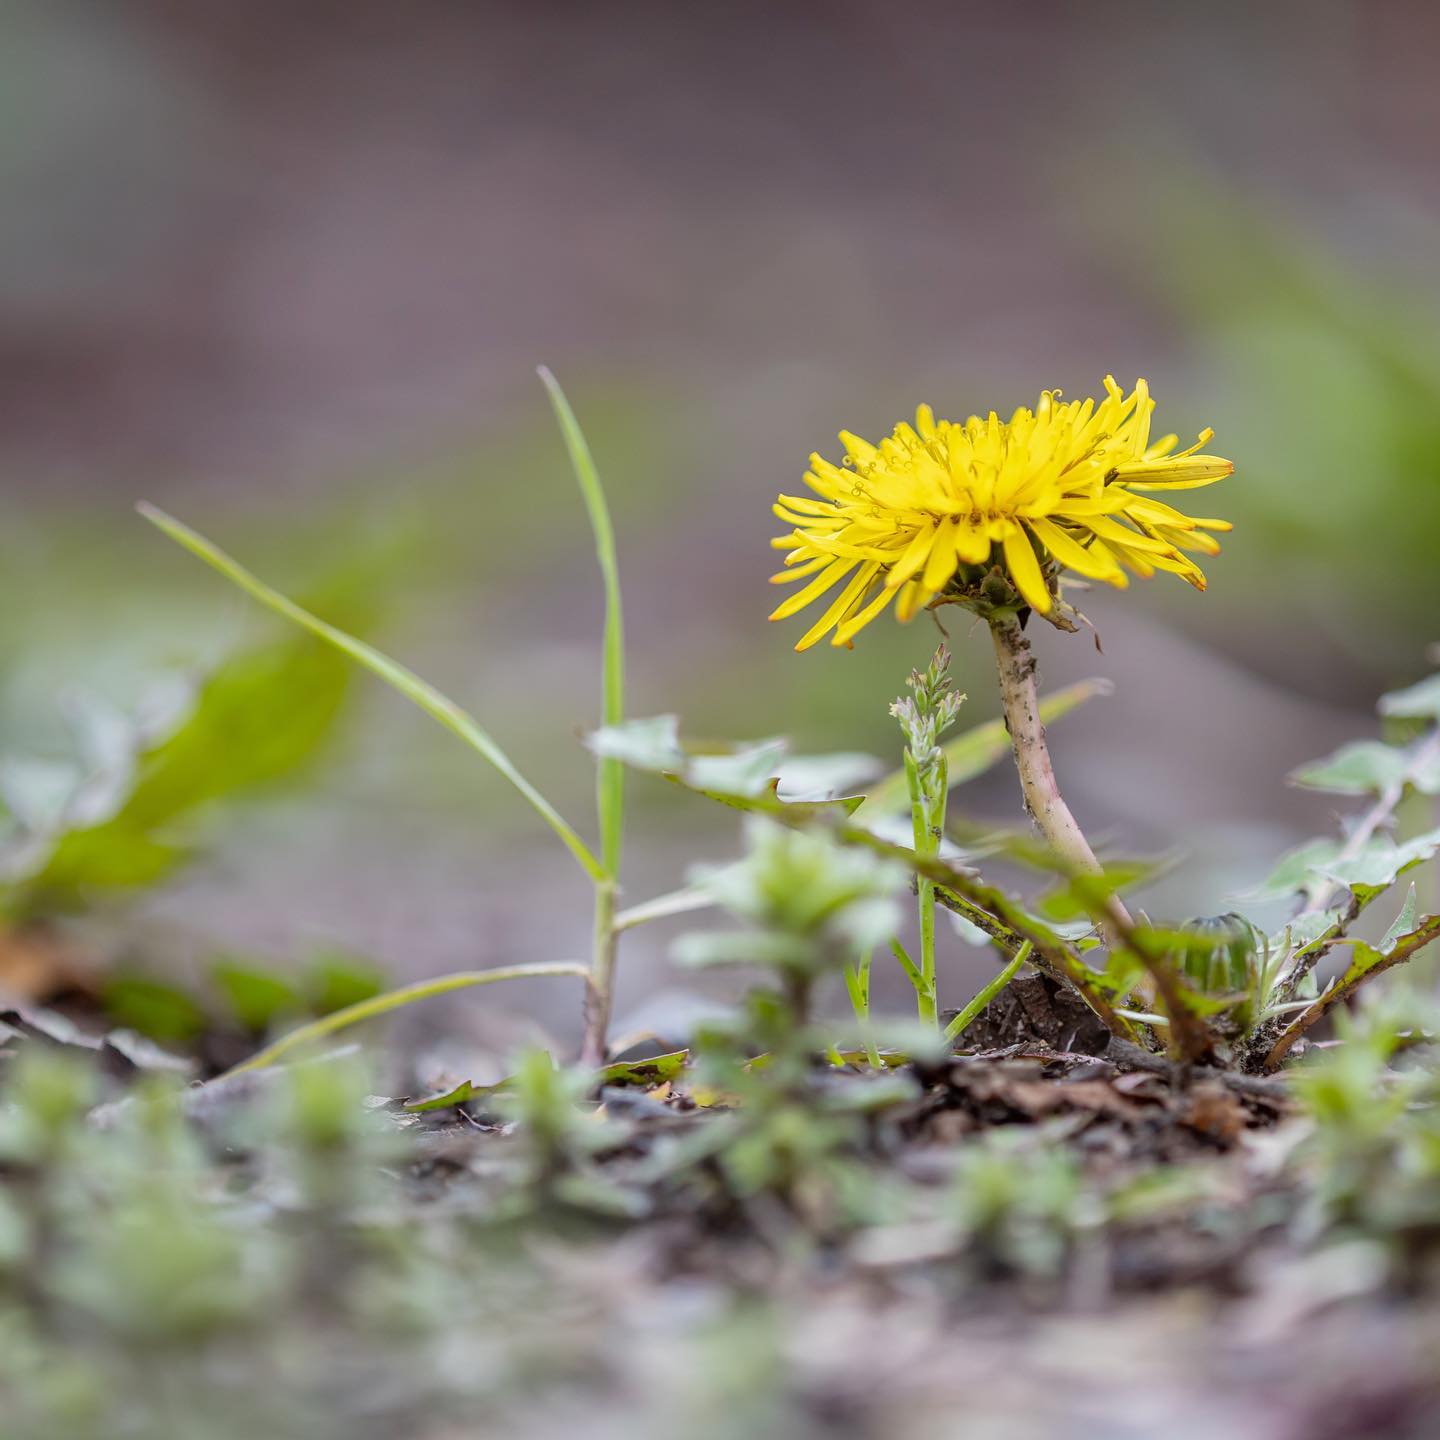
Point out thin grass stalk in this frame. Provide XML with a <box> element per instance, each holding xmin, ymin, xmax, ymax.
<box><xmin>944</xmin><ymin>940</ymin><xmax>1032</xmax><ymax>1044</ymax></box>
<box><xmin>222</xmin><ymin>963</ymin><xmax>590</xmax><ymax>1077</ymax></box>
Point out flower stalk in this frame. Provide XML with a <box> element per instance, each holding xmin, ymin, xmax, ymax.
<box><xmin>989</xmin><ymin>611</ymin><xmax>1135</xmax><ymax>930</ymax></box>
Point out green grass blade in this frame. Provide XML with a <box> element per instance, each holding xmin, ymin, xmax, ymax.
<box><xmin>944</xmin><ymin>940</ymin><xmax>1031</xmax><ymax>1044</ymax></box>
<box><xmin>613</xmin><ymin>886</ymin><xmax>716</xmax><ymax>932</ymax></box>
<box><xmin>539</xmin><ymin>368</ymin><xmax>626</xmax><ymax>879</ymax></box>
<box><xmin>223</xmin><ymin>962</ymin><xmax>590</xmax><ymax>1075</ymax></box>
<box><xmin>137</xmin><ymin>503</ymin><xmax>606</xmax><ymax>883</ymax></box>
<box><xmin>854</xmin><ymin>678</ymin><xmax>1111</xmax><ymax>821</ymax></box>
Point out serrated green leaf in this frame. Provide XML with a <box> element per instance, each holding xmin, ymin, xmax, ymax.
<box><xmin>1272</xmin><ymin>905</ymin><xmax>1347</xmax><ymax>957</ymax></box>
<box><xmin>1379</xmin><ymin>884</ymin><xmax>1419</xmax><ymax>955</ymax></box>
<box><xmin>1289</xmin><ymin>740</ymin><xmax>1412</xmax><ymax>796</ymax></box>
<box><xmin>588</xmin><ymin>716</ymin><xmax>867</xmax><ymax>819</ymax></box>
<box><xmin>1319</xmin><ymin>827</ymin><xmax>1440</xmax><ymax>896</ymax></box>
<box><xmin>771</xmin><ymin>752</ymin><xmax>883</xmax><ymax>802</ymax></box>
<box><xmin>403</xmin><ymin>1079</ymin><xmax>482</xmax><ymax>1113</ymax></box>
<box><xmin>598</xmin><ymin>1050</ymin><xmax>689</xmax><ymax>1087</ymax></box>
<box><xmin>687</xmin><ymin>744</ymin><xmax>789</xmax><ymax>797</ymax></box>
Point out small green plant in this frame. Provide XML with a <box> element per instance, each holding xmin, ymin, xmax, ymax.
<box><xmin>889</xmin><ymin>644</ymin><xmax>965</xmax><ymax>1029</ymax></box>
<box><xmin>1289</xmin><ymin>990</ymin><xmax>1440</xmax><ymax>1253</ymax></box>
<box><xmin>125</xmin><ymin>369</ymin><xmax>1438</xmax><ymax>1092</ymax></box>
<box><xmin>672</xmin><ymin>820</ymin><xmax>916</xmax><ymax>1223</ymax></box>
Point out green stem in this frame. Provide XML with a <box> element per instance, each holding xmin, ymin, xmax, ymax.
<box><xmin>222</xmin><ymin>963</ymin><xmax>590</xmax><ymax>1077</ymax></box>
<box><xmin>905</xmin><ymin>750</ymin><xmax>939</xmax><ymax>1028</ymax></box>
<box><xmin>889</xmin><ymin>937</ymin><xmax>925</xmax><ymax>992</ymax></box>
<box><xmin>944</xmin><ymin>941</ymin><xmax>1032</xmax><ymax>1044</ymax></box>
<box><xmin>843</xmin><ymin>950</ymin><xmax>881</xmax><ymax>1068</ymax></box>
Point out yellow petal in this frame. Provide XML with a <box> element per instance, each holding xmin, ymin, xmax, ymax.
<box><xmin>1087</xmin><ymin>515</ymin><xmax>1176</xmax><ymax>555</ymax></box>
<box><xmin>883</xmin><ymin>522</ymin><xmax>937</xmax><ymax>589</ymax></box>
<box><xmin>832</xmin><ymin>583</ymin><xmax>900</xmax><ymax>646</ymax></box>
<box><xmin>794</xmin><ymin>562</ymin><xmax>880</xmax><ymax>651</ymax></box>
<box><xmin>1028</xmin><ymin>518</ymin><xmax>1124</xmax><ymax>584</ymax></box>
<box><xmin>768</xmin><ymin>557</ymin><xmax>855</xmax><ymax>621</ymax></box>
<box><xmin>775</xmin><ymin>493</ymin><xmax>840</xmax><ymax>516</ymax></box>
<box><xmin>921</xmin><ymin>516</ymin><xmax>961</xmax><ymax>592</ymax></box>
<box><xmin>1002</xmin><ymin>528</ymin><xmax>1051</xmax><ymax>614</ymax></box>
<box><xmin>1117</xmin><ymin>457</ymin><xmax>1233</xmax><ymax>489</ymax></box>
<box><xmin>839</xmin><ymin>431</ymin><xmax>877</xmax><ymax>467</ymax></box>
<box><xmin>769</xmin><ymin>554</ymin><xmax>835</xmax><ymax>584</ymax></box>
<box><xmin>953</xmin><ymin>518</ymin><xmax>992</xmax><ymax>565</ymax></box>
<box><xmin>894</xmin><ymin>578</ymin><xmax>926</xmax><ymax>623</ymax></box>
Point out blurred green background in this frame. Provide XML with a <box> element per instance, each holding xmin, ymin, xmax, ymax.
<box><xmin>3</xmin><ymin>0</ymin><xmax>1438</xmax><ymax>1047</ymax></box>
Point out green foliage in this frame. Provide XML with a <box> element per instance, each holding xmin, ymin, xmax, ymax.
<box><xmin>1291</xmin><ymin>994</ymin><xmax>1440</xmax><ymax>1246</ymax></box>
<box><xmin>949</xmin><ymin>1130</ymin><xmax>1093</xmax><ymax>1278</ymax></box>
<box><xmin>140</xmin><ymin>503</ymin><xmax>606</xmax><ymax>883</ymax></box>
<box><xmin>677</xmin><ymin>818</ymin><xmax>905</xmax><ymax>982</ymax></box>
<box><xmin>0</xmin><ymin>622</ymin><xmax>357</xmax><ymax>921</ymax></box>
<box><xmin>891</xmin><ymin>645</ymin><xmax>963</xmax><ymax>1028</ymax></box>
<box><xmin>540</xmin><ymin>368</ymin><xmax>627</xmax><ymax>879</ymax></box>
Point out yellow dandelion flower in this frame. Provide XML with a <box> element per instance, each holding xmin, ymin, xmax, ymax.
<box><xmin>769</xmin><ymin>377</ymin><xmax>1234</xmax><ymax>650</ymax></box>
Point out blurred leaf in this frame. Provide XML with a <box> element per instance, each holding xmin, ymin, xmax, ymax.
<box><xmin>1379</xmin><ymin>885</ymin><xmax>1419</xmax><ymax>956</ymax></box>
<box><xmin>772</xmin><ymin>752</ymin><xmax>883</xmax><ymax>802</ymax></box>
<box><xmin>101</xmin><ymin>976</ymin><xmax>208</xmax><ymax>1047</ymax></box>
<box><xmin>1273</xmin><ymin>905</ymin><xmax>1348</xmax><ymax>957</ymax></box>
<box><xmin>540</xmin><ymin>369</ymin><xmax>627</xmax><ymax>880</ymax></box>
<box><xmin>598</xmin><ymin>1051</ymin><xmax>689</xmax><ymax>1087</ymax></box>
<box><xmin>1379</xmin><ymin>673</ymin><xmax>1440</xmax><ymax>721</ymax></box>
<box><xmin>1319</xmin><ymin>827</ymin><xmax>1440</xmax><ymax>899</ymax></box>
<box><xmin>403</xmin><ymin>1079</ymin><xmax>484</xmax><ymax>1113</ymax></box>
<box><xmin>210</xmin><ymin>960</ymin><xmax>304</xmax><ymax>1034</ymax></box>
<box><xmin>588</xmin><ymin>716</ymin><xmax>865</xmax><ymax>819</ymax></box>
<box><xmin>853</xmin><ymin>679</ymin><xmax>1109</xmax><ymax>822</ymax></box>
<box><xmin>305</xmin><ymin>951</ymin><xmax>386</xmax><ymax>1016</ymax></box>
<box><xmin>1289</xmin><ymin>740</ymin><xmax>1412</xmax><ymax>796</ymax></box>
<box><xmin>677</xmin><ymin>776</ymin><xmax>865</xmax><ymax>822</ymax></box>
<box><xmin>0</xmin><ymin>759</ymin><xmax>81</xmax><ymax>832</ymax></box>
<box><xmin>672</xmin><ymin>930</ymin><xmax>813</xmax><ymax>971</ymax></box>
<box><xmin>140</xmin><ymin>504</ymin><xmax>605</xmax><ymax>884</ymax></box>
<box><xmin>1247</xmin><ymin>837</ymin><xmax>1343</xmax><ymax>901</ymax></box>
<box><xmin>1035</xmin><ymin>860</ymin><xmax>1158</xmax><ymax>922</ymax></box>
<box><xmin>1</xmin><ymin>616</ymin><xmax>360</xmax><ymax>920</ymax></box>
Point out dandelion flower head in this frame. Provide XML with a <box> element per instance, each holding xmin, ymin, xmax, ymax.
<box><xmin>769</xmin><ymin>377</ymin><xmax>1233</xmax><ymax>650</ymax></box>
